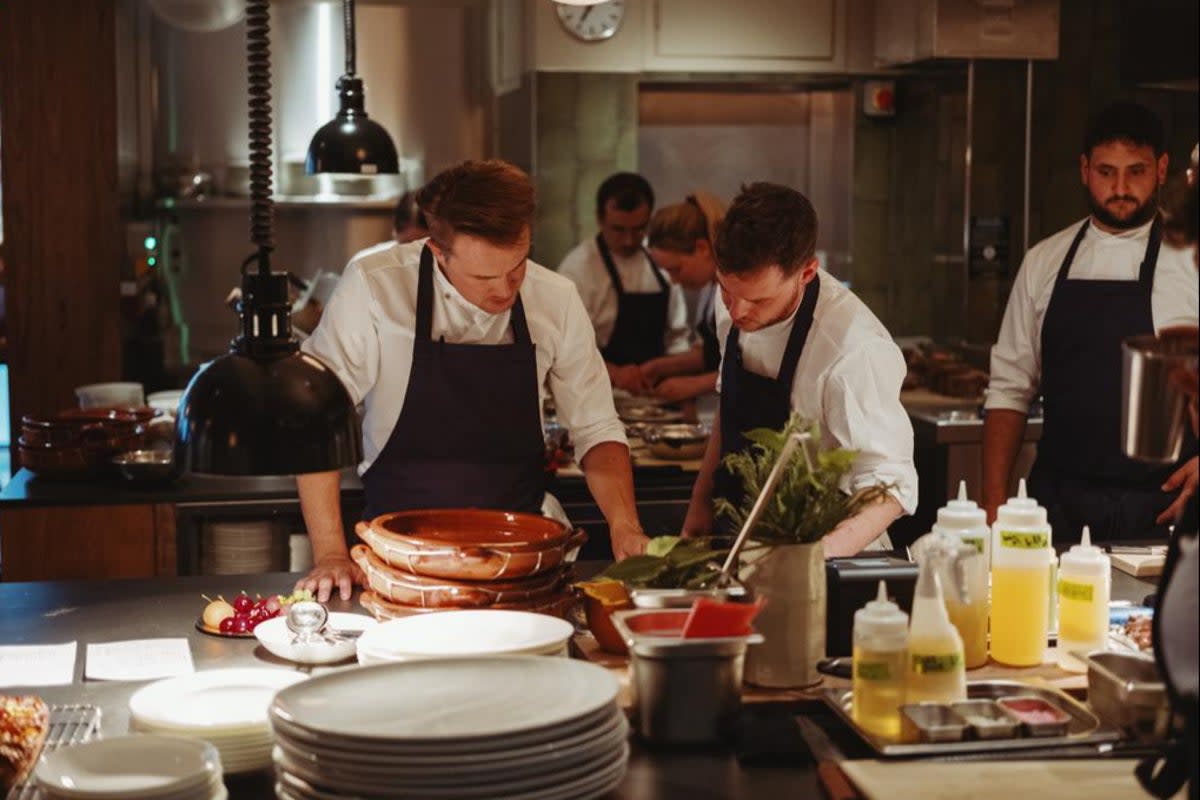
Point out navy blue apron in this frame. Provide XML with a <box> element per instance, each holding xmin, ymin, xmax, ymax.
<box><xmin>596</xmin><ymin>233</ymin><xmax>670</xmax><ymax>365</ymax></box>
<box><xmin>696</xmin><ymin>284</ymin><xmax>722</xmax><ymax>372</ymax></box>
<box><xmin>1029</xmin><ymin>217</ymin><xmax>1192</xmax><ymax>543</ymax></box>
<box><xmin>360</xmin><ymin>245</ymin><xmax>547</xmax><ymax>519</ymax></box>
<box><xmin>714</xmin><ymin>276</ymin><xmax>821</xmax><ymax>518</ymax></box>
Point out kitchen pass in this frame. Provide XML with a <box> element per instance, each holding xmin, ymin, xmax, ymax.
<box><xmin>85</xmin><ymin>638</ymin><xmax>194</xmax><ymax>681</ymax></box>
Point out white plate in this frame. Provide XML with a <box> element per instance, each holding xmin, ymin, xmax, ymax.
<box><xmin>354</xmin><ymin>610</ymin><xmax>574</xmax><ymax>660</ymax></box>
<box><xmin>270</xmin><ymin>657</ymin><xmax>617</xmax><ymax>745</ymax></box>
<box><xmin>272</xmin><ymin>711</ymin><xmax>626</xmax><ymax>780</ymax></box>
<box><xmin>355</xmin><ymin>640</ymin><xmax>567</xmax><ymax>665</ymax></box>
<box><xmin>129</xmin><ymin>718</ymin><xmax>273</xmax><ymax>748</ymax></box>
<box><xmin>35</xmin><ymin>734</ymin><xmax>220</xmax><ymax>799</ymax></box>
<box><xmin>254</xmin><ymin>613</ymin><xmax>376</xmax><ymax>665</ymax></box>
<box><xmin>130</xmin><ymin>668</ymin><xmax>306</xmax><ymax>733</ymax></box>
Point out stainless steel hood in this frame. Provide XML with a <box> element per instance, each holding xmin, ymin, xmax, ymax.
<box><xmin>875</xmin><ymin>0</ymin><xmax>1061</xmax><ymax>66</ymax></box>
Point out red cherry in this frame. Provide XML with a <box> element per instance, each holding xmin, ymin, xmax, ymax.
<box><xmin>219</xmin><ymin>617</ymin><xmax>236</xmax><ymax>633</ymax></box>
<box><xmin>233</xmin><ymin>593</ymin><xmax>254</xmax><ymax>614</ymax></box>
<box><xmin>231</xmin><ymin>616</ymin><xmax>250</xmax><ymax>634</ymax></box>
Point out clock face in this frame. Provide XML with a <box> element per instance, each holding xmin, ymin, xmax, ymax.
<box><xmin>555</xmin><ymin>1</ymin><xmax>625</xmax><ymax>43</ymax></box>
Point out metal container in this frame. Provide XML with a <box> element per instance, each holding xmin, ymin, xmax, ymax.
<box><xmin>111</xmin><ymin>449</ymin><xmax>178</xmax><ymax>486</ymax></box>
<box><xmin>1121</xmin><ymin>332</ymin><xmax>1199</xmax><ymax>463</ymax></box>
<box><xmin>611</xmin><ymin>608</ymin><xmax>763</xmax><ymax>745</ymax></box>
<box><xmin>950</xmin><ymin>700</ymin><xmax>1021</xmax><ymax>740</ymax></box>
<box><xmin>995</xmin><ymin>696</ymin><xmax>1072</xmax><ymax>737</ymax></box>
<box><xmin>899</xmin><ymin>704</ymin><xmax>969</xmax><ymax>743</ymax></box>
<box><xmin>641</xmin><ymin>423</ymin><xmax>709</xmax><ymax>460</ymax></box>
<box><xmin>1084</xmin><ymin>650</ymin><xmax>1172</xmax><ymax>742</ymax></box>
<box><xmin>630</xmin><ymin>585</ymin><xmax>749</xmax><ymax>609</ymax></box>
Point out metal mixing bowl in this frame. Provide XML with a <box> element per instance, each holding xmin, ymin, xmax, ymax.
<box><xmin>112</xmin><ymin>449</ymin><xmax>178</xmax><ymax>486</ymax></box>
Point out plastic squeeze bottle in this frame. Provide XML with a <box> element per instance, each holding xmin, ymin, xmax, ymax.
<box><xmin>905</xmin><ymin>561</ymin><xmax>967</xmax><ymax>704</ymax></box>
<box><xmin>1056</xmin><ymin>526</ymin><xmax>1111</xmax><ymax>672</ymax></box>
<box><xmin>852</xmin><ymin>581</ymin><xmax>909</xmax><ymax>740</ymax></box>
<box><xmin>990</xmin><ymin>479</ymin><xmax>1054</xmax><ymax>667</ymax></box>
<box><xmin>929</xmin><ymin>481</ymin><xmax>991</xmax><ymax>668</ymax></box>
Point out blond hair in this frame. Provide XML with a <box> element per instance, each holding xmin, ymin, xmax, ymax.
<box><xmin>646</xmin><ymin>191</ymin><xmax>726</xmax><ymax>253</ymax></box>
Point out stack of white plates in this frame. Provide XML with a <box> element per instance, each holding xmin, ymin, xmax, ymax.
<box><xmin>356</xmin><ymin>609</ymin><xmax>575</xmax><ymax>665</ymax></box>
<box><xmin>269</xmin><ymin>657</ymin><xmax>628</xmax><ymax>800</ymax></box>
<box><xmin>129</xmin><ymin>668</ymin><xmax>307</xmax><ymax>774</ymax></box>
<box><xmin>200</xmin><ymin>520</ymin><xmax>286</xmax><ymax>575</ymax></box>
<box><xmin>35</xmin><ymin>734</ymin><xmax>225</xmax><ymax>800</ymax></box>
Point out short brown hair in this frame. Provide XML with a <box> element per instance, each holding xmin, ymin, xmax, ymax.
<box><xmin>416</xmin><ymin>160</ymin><xmax>535</xmax><ymax>249</ymax></box>
<box><xmin>715</xmin><ymin>183</ymin><xmax>818</xmax><ymax>276</ymax></box>
<box><xmin>647</xmin><ymin>192</ymin><xmax>726</xmax><ymax>253</ymax></box>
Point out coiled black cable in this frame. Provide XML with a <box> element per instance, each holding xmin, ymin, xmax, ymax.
<box><xmin>342</xmin><ymin>0</ymin><xmax>356</xmax><ymax>76</ymax></box>
<box><xmin>245</xmin><ymin>0</ymin><xmax>274</xmax><ymax>275</ymax></box>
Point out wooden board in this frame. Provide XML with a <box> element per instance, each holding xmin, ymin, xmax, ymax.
<box><xmin>1110</xmin><ymin>551</ymin><xmax>1165</xmax><ymax>577</ymax></box>
<box><xmin>841</xmin><ymin>760</ymin><xmax>1160</xmax><ymax>800</ymax></box>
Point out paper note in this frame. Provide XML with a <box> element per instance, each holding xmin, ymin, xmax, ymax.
<box><xmin>85</xmin><ymin>638</ymin><xmax>194</xmax><ymax>682</ymax></box>
<box><xmin>0</xmin><ymin>642</ymin><xmax>77</xmax><ymax>687</ymax></box>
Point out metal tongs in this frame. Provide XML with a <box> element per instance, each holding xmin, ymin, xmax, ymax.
<box><xmin>716</xmin><ymin>431</ymin><xmax>814</xmax><ymax>586</ymax></box>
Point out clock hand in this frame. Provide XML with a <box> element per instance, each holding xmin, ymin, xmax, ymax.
<box><xmin>579</xmin><ymin>4</ymin><xmax>595</xmax><ymax>22</ymax></box>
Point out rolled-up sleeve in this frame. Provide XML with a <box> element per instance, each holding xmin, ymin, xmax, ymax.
<box><xmin>822</xmin><ymin>341</ymin><xmax>918</xmax><ymax>515</ymax></box>
<box><xmin>985</xmin><ymin>256</ymin><xmax>1042</xmax><ymax>414</ymax></box>
<box><xmin>300</xmin><ymin>261</ymin><xmax>378</xmax><ymax>407</ymax></box>
<box><xmin>547</xmin><ymin>285</ymin><xmax>628</xmax><ymax>459</ymax></box>
<box><xmin>665</xmin><ymin>283</ymin><xmax>691</xmax><ymax>355</ymax></box>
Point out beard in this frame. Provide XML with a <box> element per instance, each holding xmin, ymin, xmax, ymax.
<box><xmin>1088</xmin><ymin>190</ymin><xmax>1159</xmax><ymax>230</ymax></box>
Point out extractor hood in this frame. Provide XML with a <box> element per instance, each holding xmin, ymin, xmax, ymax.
<box><xmin>875</xmin><ymin>0</ymin><xmax>1061</xmax><ymax>66</ymax></box>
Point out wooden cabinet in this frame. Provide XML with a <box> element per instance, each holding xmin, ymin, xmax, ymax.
<box><xmin>0</xmin><ymin>503</ymin><xmax>176</xmax><ymax>582</ymax></box>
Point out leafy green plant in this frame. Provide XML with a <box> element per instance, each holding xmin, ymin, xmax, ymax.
<box><xmin>714</xmin><ymin>414</ymin><xmax>892</xmax><ymax>546</ymax></box>
<box><xmin>595</xmin><ymin>535</ymin><xmax>728</xmax><ymax>588</ymax></box>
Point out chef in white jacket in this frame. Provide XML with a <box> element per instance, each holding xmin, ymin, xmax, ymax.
<box><xmin>558</xmin><ymin>173</ymin><xmax>691</xmax><ymax>394</ymax></box>
<box><xmin>982</xmin><ymin>101</ymin><xmax>1199</xmax><ymax>543</ymax></box>
<box><xmin>680</xmin><ymin>182</ymin><xmax>918</xmax><ymax>556</ymax></box>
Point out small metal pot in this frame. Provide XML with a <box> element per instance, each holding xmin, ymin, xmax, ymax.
<box><xmin>1084</xmin><ymin>650</ymin><xmax>1172</xmax><ymax>741</ymax></box>
<box><xmin>1121</xmin><ymin>332</ymin><xmax>1198</xmax><ymax>463</ymax></box>
<box><xmin>641</xmin><ymin>423</ymin><xmax>708</xmax><ymax>460</ymax></box>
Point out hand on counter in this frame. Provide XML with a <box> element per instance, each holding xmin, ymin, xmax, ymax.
<box><xmin>611</xmin><ymin>519</ymin><xmax>649</xmax><ymax>560</ymax></box>
<box><xmin>1158</xmin><ymin>456</ymin><xmax>1199</xmax><ymax>525</ymax></box>
<box><xmin>608</xmin><ymin>362</ymin><xmax>648</xmax><ymax>395</ymax></box>
<box><xmin>295</xmin><ymin>555</ymin><xmax>363</xmax><ymax>603</ymax></box>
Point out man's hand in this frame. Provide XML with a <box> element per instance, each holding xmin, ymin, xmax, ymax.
<box><xmin>650</xmin><ymin>376</ymin><xmax>695</xmax><ymax>403</ymax></box>
<box><xmin>1158</xmin><ymin>456</ymin><xmax>1199</xmax><ymax>524</ymax></box>
<box><xmin>610</xmin><ymin>519</ymin><xmax>649</xmax><ymax>560</ymax></box>
<box><xmin>295</xmin><ymin>554</ymin><xmax>362</xmax><ymax>603</ymax></box>
<box><xmin>608</xmin><ymin>363</ymin><xmax>648</xmax><ymax>394</ymax></box>
<box><xmin>680</xmin><ymin>503</ymin><xmax>714</xmax><ymax>539</ymax></box>
<box><xmin>639</xmin><ymin>358</ymin><xmax>668</xmax><ymax>386</ymax></box>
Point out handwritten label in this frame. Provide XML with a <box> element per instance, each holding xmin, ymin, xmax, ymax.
<box><xmin>1058</xmin><ymin>578</ymin><xmax>1094</xmax><ymax>603</ymax></box>
<box><xmin>910</xmin><ymin>653</ymin><xmax>963</xmax><ymax>674</ymax></box>
<box><xmin>855</xmin><ymin>661</ymin><xmax>894</xmax><ymax>681</ymax></box>
<box><xmin>999</xmin><ymin>530</ymin><xmax>1049</xmax><ymax>550</ymax></box>
<box><xmin>962</xmin><ymin>535</ymin><xmax>986</xmax><ymax>555</ymax></box>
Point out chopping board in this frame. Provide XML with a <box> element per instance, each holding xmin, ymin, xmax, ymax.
<box><xmin>841</xmin><ymin>760</ymin><xmax>1178</xmax><ymax>800</ymax></box>
<box><xmin>1110</xmin><ymin>551</ymin><xmax>1166</xmax><ymax>577</ymax></box>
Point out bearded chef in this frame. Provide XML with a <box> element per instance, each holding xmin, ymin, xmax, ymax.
<box><xmin>558</xmin><ymin>173</ymin><xmax>691</xmax><ymax>394</ymax></box>
<box><xmin>982</xmin><ymin>102</ymin><xmax>1199</xmax><ymax>543</ymax></box>
<box><xmin>680</xmin><ymin>183</ymin><xmax>918</xmax><ymax>556</ymax></box>
<box><xmin>295</xmin><ymin>160</ymin><xmax>649</xmax><ymax>601</ymax></box>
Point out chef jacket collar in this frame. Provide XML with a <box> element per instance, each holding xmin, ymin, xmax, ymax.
<box><xmin>1087</xmin><ymin>215</ymin><xmax>1156</xmax><ymax>244</ymax></box>
<box><xmin>430</xmin><ymin>250</ymin><xmax>515</xmax><ymax>328</ymax></box>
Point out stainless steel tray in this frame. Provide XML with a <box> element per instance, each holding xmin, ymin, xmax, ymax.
<box><xmin>6</xmin><ymin>704</ymin><xmax>102</xmax><ymax>800</ymax></box>
<box><xmin>822</xmin><ymin>680</ymin><xmax>1121</xmax><ymax>758</ymax></box>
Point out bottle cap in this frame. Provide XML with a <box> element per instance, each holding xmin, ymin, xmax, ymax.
<box><xmin>1059</xmin><ymin>526</ymin><xmax>1110</xmax><ymax>577</ymax></box>
<box><xmin>854</xmin><ymin>580</ymin><xmax>909</xmax><ymax>641</ymax></box>
<box><xmin>995</xmin><ymin>478</ymin><xmax>1049</xmax><ymax>530</ymax></box>
<box><xmin>933</xmin><ymin>480</ymin><xmax>988</xmax><ymax>532</ymax></box>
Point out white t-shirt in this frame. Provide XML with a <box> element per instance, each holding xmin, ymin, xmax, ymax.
<box><xmin>714</xmin><ymin>270</ymin><xmax>918</xmax><ymax>514</ymax></box>
<box><xmin>557</xmin><ymin>237</ymin><xmax>691</xmax><ymax>356</ymax></box>
<box><xmin>986</xmin><ymin>216</ymin><xmax>1200</xmax><ymax>414</ymax></box>
<box><xmin>302</xmin><ymin>239</ymin><xmax>627</xmax><ymax>477</ymax></box>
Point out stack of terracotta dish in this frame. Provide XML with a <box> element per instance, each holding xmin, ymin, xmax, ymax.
<box><xmin>17</xmin><ymin>407</ymin><xmax>161</xmax><ymax>480</ymax></box>
<box><xmin>352</xmin><ymin>509</ymin><xmax>585</xmax><ymax>619</ymax></box>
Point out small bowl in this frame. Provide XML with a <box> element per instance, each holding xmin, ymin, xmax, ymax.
<box><xmin>642</xmin><ymin>423</ymin><xmax>708</xmax><ymax>460</ymax></box>
<box><xmin>34</xmin><ymin>733</ymin><xmax>219</xmax><ymax>798</ymax></box>
<box><xmin>112</xmin><ymin>449</ymin><xmax>178</xmax><ymax>486</ymax></box>
<box><xmin>253</xmin><ymin>613</ymin><xmax>377</xmax><ymax>665</ymax></box>
<box><xmin>994</xmin><ymin>696</ymin><xmax>1072</xmax><ymax>737</ymax></box>
<box><xmin>900</xmin><ymin>704</ymin><xmax>969</xmax><ymax>743</ymax></box>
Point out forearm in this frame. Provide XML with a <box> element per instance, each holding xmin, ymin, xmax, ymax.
<box><xmin>823</xmin><ymin>495</ymin><xmax>904</xmax><ymax>557</ymax></box>
<box><xmin>685</xmin><ymin>412</ymin><xmax>723</xmax><ymax>520</ymax></box>
<box><xmin>297</xmin><ymin>471</ymin><xmax>349</xmax><ymax>562</ymax></box>
<box><xmin>651</xmin><ymin>346</ymin><xmax>706</xmax><ymax>377</ymax></box>
<box><xmin>982</xmin><ymin>409</ymin><xmax>1028</xmax><ymax>520</ymax></box>
<box><xmin>580</xmin><ymin>441</ymin><xmax>640</xmax><ymax>528</ymax></box>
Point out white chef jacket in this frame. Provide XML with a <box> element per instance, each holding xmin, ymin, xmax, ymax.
<box><xmin>986</xmin><ymin>217</ymin><xmax>1200</xmax><ymax>414</ymax></box>
<box><xmin>302</xmin><ymin>239</ymin><xmax>628</xmax><ymax>479</ymax></box>
<box><xmin>714</xmin><ymin>270</ymin><xmax>918</xmax><ymax>514</ymax></box>
<box><xmin>557</xmin><ymin>237</ymin><xmax>691</xmax><ymax>356</ymax></box>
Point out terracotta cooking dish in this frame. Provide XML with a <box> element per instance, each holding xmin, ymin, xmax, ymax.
<box><xmin>356</xmin><ymin>509</ymin><xmax>587</xmax><ymax>581</ymax></box>
<box><xmin>350</xmin><ymin>545</ymin><xmax>568</xmax><ymax>609</ymax></box>
<box><xmin>358</xmin><ymin>589</ymin><xmax>575</xmax><ymax>621</ymax></box>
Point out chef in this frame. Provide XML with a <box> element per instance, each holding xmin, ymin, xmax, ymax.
<box><xmin>639</xmin><ymin>192</ymin><xmax>727</xmax><ymax>403</ymax></box>
<box><xmin>680</xmin><ymin>183</ymin><xmax>918</xmax><ymax>556</ymax></box>
<box><xmin>295</xmin><ymin>160</ymin><xmax>649</xmax><ymax>601</ymax></box>
<box><xmin>982</xmin><ymin>101</ymin><xmax>1199</xmax><ymax>542</ymax></box>
<box><xmin>558</xmin><ymin>173</ymin><xmax>690</xmax><ymax>394</ymax></box>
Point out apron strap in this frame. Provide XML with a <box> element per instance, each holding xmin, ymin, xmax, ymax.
<box><xmin>1139</xmin><ymin>216</ymin><xmax>1164</xmax><ymax>286</ymax></box>
<box><xmin>642</xmin><ymin>246</ymin><xmax>670</xmax><ymax>292</ymax></box>
<box><xmin>1051</xmin><ymin>220</ymin><xmax>1092</xmax><ymax>291</ymax></box>
<box><xmin>777</xmin><ymin>275</ymin><xmax>821</xmax><ymax>391</ymax></box>
<box><xmin>595</xmin><ymin>233</ymin><xmax>626</xmax><ymax>296</ymax></box>
<box><xmin>417</xmin><ymin>243</ymin><xmax>531</xmax><ymax>346</ymax></box>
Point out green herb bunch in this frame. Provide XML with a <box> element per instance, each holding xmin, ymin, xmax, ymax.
<box><xmin>714</xmin><ymin>414</ymin><xmax>892</xmax><ymax>546</ymax></box>
<box><xmin>596</xmin><ymin>535</ymin><xmax>728</xmax><ymax>589</ymax></box>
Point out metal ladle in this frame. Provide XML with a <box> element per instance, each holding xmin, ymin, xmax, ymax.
<box><xmin>717</xmin><ymin>431</ymin><xmax>814</xmax><ymax>586</ymax></box>
<box><xmin>285</xmin><ymin>600</ymin><xmax>364</xmax><ymax>645</ymax></box>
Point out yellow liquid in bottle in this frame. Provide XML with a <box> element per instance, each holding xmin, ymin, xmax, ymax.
<box><xmin>905</xmin><ymin>636</ymin><xmax>966</xmax><ymax>704</ymax></box>
<box><xmin>945</xmin><ymin>598</ymin><xmax>989</xmax><ymax>669</ymax></box>
<box><xmin>991</xmin><ymin>565</ymin><xmax>1050</xmax><ymax>666</ymax></box>
<box><xmin>852</xmin><ymin>646</ymin><xmax>906</xmax><ymax>740</ymax></box>
<box><xmin>1057</xmin><ymin>575</ymin><xmax>1107</xmax><ymax>650</ymax></box>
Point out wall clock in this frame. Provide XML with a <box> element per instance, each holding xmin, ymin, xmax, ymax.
<box><xmin>554</xmin><ymin>1</ymin><xmax>625</xmax><ymax>43</ymax></box>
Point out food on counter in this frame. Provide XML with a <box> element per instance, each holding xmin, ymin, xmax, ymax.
<box><xmin>575</xmin><ymin>579</ymin><xmax>633</xmax><ymax>655</ymax></box>
<box><xmin>995</xmin><ymin>696</ymin><xmax>1072</xmax><ymax>736</ymax></box>
<box><xmin>902</xmin><ymin>345</ymin><xmax>990</xmax><ymax>399</ymax></box>
<box><xmin>595</xmin><ymin>535</ymin><xmax>727</xmax><ymax>589</ymax></box>
<box><xmin>1122</xmin><ymin>614</ymin><xmax>1154</xmax><ymax>651</ymax></box>
<box><xmin>1</xmin><ymin>694</ymin><xmax>49</xmax><ymax>791</ymax></box>
<box><xmin>199</xmin><ymin>589</ymin><xmax>314</xmax><ymax>635</ymax></box>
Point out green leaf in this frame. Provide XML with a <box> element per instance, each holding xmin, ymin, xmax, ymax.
<box><xmin>645</xmin><ymin>535</ymin><xmax>681</xmax><ymax>558</ymax></box>
<box><xmin>597</xmin><ymin>554</ymin><xmax>669</xmax><ymax>586</ymax></box>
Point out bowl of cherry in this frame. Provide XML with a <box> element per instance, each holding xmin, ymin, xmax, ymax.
<box><xmin>197</xmin><ymin>590</ymin><xmax>314</xmax><ymax>637</ymax></box>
